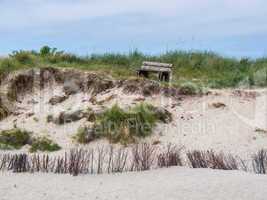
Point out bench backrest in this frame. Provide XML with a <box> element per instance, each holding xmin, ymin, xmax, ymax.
<box><xmin>142</xmin><ymin>61</ymin><xmax>173</xmax><ymax>68</ymax></box>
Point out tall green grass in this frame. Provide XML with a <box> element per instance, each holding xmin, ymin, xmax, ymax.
<box><xmin>30</xmin><ymin>136</ymin><xmax>61</xmax><ymax>152</ymax></box>
<box><xmin>95</xmin><ymin>104</ymin><xmax>157</xmax><ymax>144</ymax></box>
<box><xmin>0</xmin><ymin>129</ymin><xmax>31</xmax><ymax>149</ymax></box>
<box><xmin>1</xmin><ymin>46</ymin><xmax>267</xmax><ymax>88</ymax></box>
<box><xmin>74</xmin><ymin>104</ymin><xmax>171</xmax><ymax>145</ymax></box>
<box><xmin>0</xmin><ymin>128</ymin><xmax>61</xmax><ymax>152</ymax></box>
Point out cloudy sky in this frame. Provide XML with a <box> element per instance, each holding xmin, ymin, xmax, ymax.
<box><xmin>0</xmin><ymin>0</ymin><xmax>267</xmax><ymax>57</ymax></box>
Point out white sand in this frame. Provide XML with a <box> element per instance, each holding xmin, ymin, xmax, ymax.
<box><xmin>0</xmin><ymin>167</ymin><xmax>266</xmax><ymax>200</ymax></box>
<box><xmin>1</xmin><ymin>70</ymin><xmax>267</xmax><ymax>200</ymax></box>
<box><xmin>1</xmin><ymin>87</ymin><xmax>267</xmax><ymax>158</ymax></box>
<box><xmin>1</xmin><ymin>69</ymin><xmax>267</xmax><ymax>159</ymax></box>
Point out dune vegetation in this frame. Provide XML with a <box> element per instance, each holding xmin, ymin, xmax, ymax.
<box><xmin>74</xmin><ymin>104</ymin><xmax>172</xmax><ymax>145</ymax></box>
<box><xmin>1</xmin><ymin>46</ymin><xmax>267</xmax><ymax>88</ymax></box>
<box><xmin>0</xmin><ymin>128</ymin><xmax>61</xmax><ymax>152</ymax></box>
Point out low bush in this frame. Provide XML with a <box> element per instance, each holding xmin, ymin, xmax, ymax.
<box><xmin>0</xmin><ymin>58</ymin><xmax>19</xmax><ymax>72</ymax></box>
<box><xmin>0</xmin><ymin>129</ymin><xmax>31</xmax><ymax>149</ymax></box>
<box><xmin>93</xmin><ymin>104</ymin><xmax>136</xmax><ymax>144</ymax></box>
<box><xmin>30</xmin><ymin>136</ymin><xmax>61</xmax><ymax>152</ymax></box>
<box><xmin>10</xmin><ymin>50</ymin><xmax>34</xmax><ymax>65</ymax></box>
<box><xmin>179</xmin><ymin>81</ymin><xmax>202</xmax><ymax>95</ymax></box>
<box><xmin>0</xmin><ymin>129</ymin><xmax>60</xmax><ymax>152</ymax></box>
<box><xmin>94</xmin><ymin>104</ymin><xmax>158</xmax><ymax>144</ymax></box>
<box><xmin>73</xmin><ymin>104</ymin><xmax>171</xmax><ymax>145</ymax></box>
<box><xmin>74</xmin><ymin>127</ymin><xmax>97</xmax><ymax>144</ymax></box>
<box><xmin>0</xmin><ymin>143</ymin><xmax>14</xmax><ymax>150</ymax></box>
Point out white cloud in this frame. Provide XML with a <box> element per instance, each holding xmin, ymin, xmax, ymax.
<box><xmin>1</xmin><ymin>0</ymin><xmax>266</xmax><ymax>27</ymax></box>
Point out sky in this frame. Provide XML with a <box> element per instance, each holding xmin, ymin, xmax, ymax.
<box><xmin>0</xmin><ymin>0</ymin><xmax>267</xmax><ymax>58</ymax></box>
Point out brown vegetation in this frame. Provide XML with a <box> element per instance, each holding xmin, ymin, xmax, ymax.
<box><xmin>0</xmin><ymin>144</ymin><xmax>265</xmax><ymax>176</ymax></box>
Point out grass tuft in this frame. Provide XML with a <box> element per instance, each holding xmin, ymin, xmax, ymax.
<box><xmin>95</xmin><ymin>104</ymin><xmax>157</xmax><ymax>144</ymax></box>
<box><xmin>179</xmin><ymin>81</ymin><xmax>202</xmax><ymax>95</ymax></box>
<box><xmin>74</xmin><ymin>104</ymin><xmax>171</xmax><ymax>145</ymax></box>
<box><xmin>0</xmin><ymin>129</ymin><xmax>31</xmax><ymax>149</ymax></box>
<box><xmin>30</xmin><ymin>136</ymin><xmax>61</xmax><ymax>152</ymax></box>
<box><xmin>73</xmin><ymin>127</ymin><xmax>97</xmax><ymax>144</ymax></box>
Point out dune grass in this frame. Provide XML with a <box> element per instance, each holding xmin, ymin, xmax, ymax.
<box><xmin>74</xmin><ymin>104</ymin><xmax>171</xmax><ymax>145</ymax></box>
<box><xmin>30</xmin><ymin>136</ymin><xmax>61</xmax><ymax>153</ymax></box>
<box><xmin>0</xmin><ymin>128</ymin><xmax>61</xmax><ymax>152</ymax></box>
<box><xmin>0</xmin><ymin>129</ymin><xmax>31</xmax><ymax>149</ymax></box>
<box><xmin>95</xmin><ymin>104</ymin><xmax>158</xmax><ymax>144</ymax></box>
<box><xmin>1</xmin><ymin>46</ymin><xmax>267</xmax><ymax>88</ymax></box>
<box><xmin>73</xmin><ymin>126</ymin><xmax>98</xmax><ymax>144</ymax></box>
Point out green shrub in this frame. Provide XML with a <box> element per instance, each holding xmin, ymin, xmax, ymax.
<box><xmin>0</xmin><ymin>143</ymin><xmax>14</xmax><ymax>150</ymax></box>
<box><xmin>252</xmin><ymin>69</ymin><xmax>267</xmax><ymax>87</ymax></box>
<box><xmin>0</xmin><ymin>129</ymin><xmax>61</xmax><ymax>152</ymax></box>
<box><xmin>0</xmin><ymin>58</ymin><xmax>18</xmax><ymax>71</ymax></box>
<box><xmin>40</xmin><ymin>46</ymin><xmax>52</xmax><ymax>56</ymax></box>
<box><xmin>89</xmin><ymin>104</ymin><xmax>169</xmax><ymax>145</ymax></box>
<box><xmin>179</xmin><ymin>81</ymin><xmax>202</xmax><ymax>95</ymax></box>
<box><xmin>73</xmin><ymin>126</ymin><xmax>97</xmax><ymax>144</ymax></box>
<box><xmin>0</xmin><ymin>129</ymin><xmax>31</xmax><ymax>149</ymax></box>
<box><xmin>10</xmin><ymin>50</ymin><xmax>34</xmax><ymax>65</ymax></box>
<box><xmin>130</xmin><ymin>103</ymin><xmax>157</xmax><ymax>136</ymax></box>
<box><xmin>30</xmin><ymin>136</ymin><xmax>61</xmax><ymax>152</ymax></box>
<box><xmin>93</xmin><ymin>104</ymin><xmax>132</xmax><ymax>144</ymax></box>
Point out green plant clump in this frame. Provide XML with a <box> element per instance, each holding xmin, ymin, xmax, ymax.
<box><xmin>179</xmin><ymin>81</ymin><xmax>203</xmax><ymax>95</ymax></box>
<box><xmin>0</xmin><ymin>129</ymin><xmax>31</xmax><ymax>149</ymax></box>
<box><xmin>73</xmin><ymin>126</ymin><xmax>97</xmax><ymax>144</ymax></box>
<box><xmin>30</xmin><ymin>136</ymin><xmax>61</xmax><ymax>152</ymax></box>
<box><xmin>74</xmin><ymin>127</ymin><xmax>88</xmax><ymax>144</ymax></box>
<box><xmin>82</xmin><ymin>104</ymin><xmax>169</xmax><ymax>145</ymax></box>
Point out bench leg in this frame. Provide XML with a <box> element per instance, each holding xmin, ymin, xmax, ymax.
<box><xmin>138</xmin><ymin>71</ymin><xmax>149</xmax><ymax>78</ymax></box>
<box><xmin>160</xmin><ymin>72</ymin><xmax>170</xmax><ymax>82</ymax></box>
<box><xmin>158</xmin><ymin>72</ymin><xmax>162</xmax><ymax>81</ymax></box>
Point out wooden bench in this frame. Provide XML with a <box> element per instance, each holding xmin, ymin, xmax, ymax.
<box><xmin>137</xmin><ymin>61</ymin><xmax>173</xmax><ymax>82</ymax></box>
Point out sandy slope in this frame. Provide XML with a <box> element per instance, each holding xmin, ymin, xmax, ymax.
<box><xmin>1</xmin><ymin>68</ymin><xmax>267</xmax><ymax>159</ymax></box>
<box><xmin>1</xmin><ymin>87</ymin><xmax>267</xmax><ymax>158</ymax></box>
<box><xmin>1</xmin><ymin>69</ymin><xmax>267</xmax><ymax>200</ymax></box>
<box><xmin>0</xmin><ymin>167</ymin><xmax>266</xmax><ymax>200</ymax></box>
